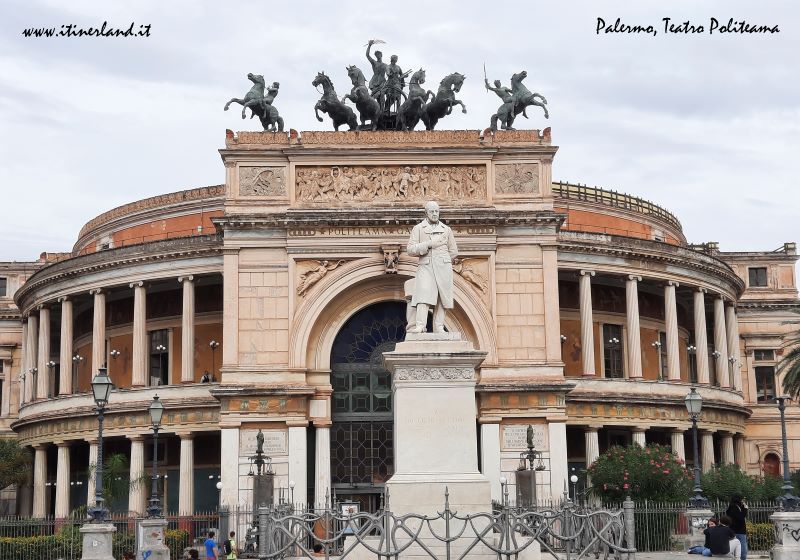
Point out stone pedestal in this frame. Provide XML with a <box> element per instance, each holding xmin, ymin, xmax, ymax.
<box><xmin>137</xmin><ymin>518</ymin><xmax>171</xmax><ymax>560</ymax></box>
<box><xmin>772</xmin><ymin>510</ymin><xmax>800</xmax><ymax>560</ymax></box>
<box><xmin>381</xmin><ymin>333</ymin><xmax>496</xmax><ymax>559</ymax></box>
<box><xmin>79</xmin><ymin>523</ymin><xmax>116</xmax><ymax>560</ymax></box>
<box><xmin>683</xmin><ymin>508</ymin><xmax>714</xmax><ymax>548</ymax></box>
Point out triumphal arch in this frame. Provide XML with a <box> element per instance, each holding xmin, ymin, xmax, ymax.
<box><xmin>215</xmin><ymin>128</ymin><xmax>568</xmax><ymax>510</ymax></box>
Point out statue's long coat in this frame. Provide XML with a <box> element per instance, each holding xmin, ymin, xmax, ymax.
<box><xmin>407</xmin><ymin>219</ymin><xmax>458</xmax><ymax>309</ymax></box>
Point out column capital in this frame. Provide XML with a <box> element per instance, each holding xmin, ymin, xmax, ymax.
<box><xmin>696</xmin><ymin>287</ymin><xmax>707</xmax><ymax>294</ymax></box>
<box><xmin>36</xmin><ymin>303</ymin><xmax>47</xmax><ymax>311</ymax></box>
<box><xmin>312</xmin><ymin>419</ymin><xmax>333</xmax><ymax>428</ymax></box>
<box><xmin>53</xmin><ymin>440</ymin><xmax>72</xmax><ymax>448</ymax></box>
<box><xmin>32</xmin><ymin>443</ymin><xmax>47</xmax><ymax>450</ymax></box>
<box><xmin>178</xmin><ymin>275</ymin><xmax>195</xmax><ymax>283</ymax></box>
<box><xmin>89</xmin><ymin>288</ymin><xmax>103</xmax><ymax>296</ymax></box>
<box><xmin>58</xmin><ymin>295</ymin><xmax>69</xmax><ymax>303</ymax></box>
<box><xmin>667</xmin><ymin>280</ymin><xmax>680</xmax><ymax>288</ymax></box>
<box><xmin>627</xmin><ymin>275</ymin><xmax>642</xmax><ymax>282</ymax></box>
<box><xmin>129</xmin><ymin>281</ymin><xmax>144</xmax><ymax>289</ymax></box>
<box><xmin>287</xmin><ymin>420</ymin><xmax>310</xmax><ymax>428</ymax></box>
<box><xmin>632</xmin><ymin>427</ymin><xmax>646</xmax><ymax>434</ymax></box>
<box><xmin>176</xmin><ymin>431</ymin><xmax>195</xmax><ymax>440</ymax></box>
<box><xmin>126</xmin><ymin>434</ymin><xmax>147</xmax><ymax>442</ymax></box>
<box><xmin>584</xmin><ymin>425</ymin><xmax>601</xmax><ymax>433</ymax></box>
<box><xmin>579</xmin><ymin>270</ymin><xmax>596</xmax><ymax>277</ymax></box>
<box><xmin>670</xmin><ymin>427</ymin><xmax>686</xmax><ymax>434</ymax></box>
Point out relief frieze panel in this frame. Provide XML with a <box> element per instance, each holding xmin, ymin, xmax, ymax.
<box><xmin>295</xmin><ymin>164</ymin><xmax>486</xmax><ymax>204</ymax></box>
<box><xmin>494</xmin><ymin>163</ymin><xmax>539</xmax><ymax>196</ymax></box>
<box><xmin>239</xmin><ymin>166</ymin><xmax>287</xmax><ymax>197</ymax></box>
<box><xmin>295</xmin><ymin>259</ymin><xmax>353</xmax><ymax>298</ymax></box>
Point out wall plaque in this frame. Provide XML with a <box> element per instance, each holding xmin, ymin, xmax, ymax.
<box><xmin>240</xmin><ymin>429</ymin><xmax>287</xmax><ymax>456</ymax></box>
<box><xmin>502</xmin><ymin>424</ymin><xmax>548</xmax><ymax>450</ymax></box>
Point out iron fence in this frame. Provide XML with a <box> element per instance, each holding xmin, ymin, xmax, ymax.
<box><xmin>622</xmin><ymin>500</ymin><xmax>778</xmax><ymax>553</ymax></box>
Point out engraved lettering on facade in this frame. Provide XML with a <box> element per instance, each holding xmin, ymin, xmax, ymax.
<box><xmin>502</xmin><ymin>424</ymin><xmax>548</xmax><ymax>450</ymax></box>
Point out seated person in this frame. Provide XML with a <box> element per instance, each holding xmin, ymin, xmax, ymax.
<box><xmin>706</xmin><ymin>515</ymin><xmax>740</xmax><ymax>559</ymax></box>
<box><xmin>688</xmin><ymin>517</ymin><xmax>717</xmax><ymax>556</ymax></box>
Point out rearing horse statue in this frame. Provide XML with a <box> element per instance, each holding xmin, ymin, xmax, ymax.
<box><xmin>343</xmin><ymin>65</ymin><xmax>381</xmax><ymax>130</ymax></box>
<box><xmin>397</xmin><ymin>69</ymin><xmax>434</xmax><ymax>131</ymax></box>
<box><xmin>490</xmin><ymin>70</ymin><xmax>549</xmax><ymax>132</ymax></box>
<box><xmin>422</xmin><ymin>72</ymin><xmax>467</xmax><ymax>131</ymax></box>
<box><xmin>224</xmin><ymin>73</ymin><xmax>284</xmax><ymax>132</ymax></box>
<box><xmin>313</xmin><ymin>72</ymin><xmax>358</xmax><ymax>131</ymax></box>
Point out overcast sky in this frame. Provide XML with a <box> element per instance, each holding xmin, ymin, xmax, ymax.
<box><xmin>0</xmin><ymin>0</ymin><xmax>797</xmax><ymax>261</ymax></box>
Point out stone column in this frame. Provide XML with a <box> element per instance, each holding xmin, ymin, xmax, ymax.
<box><xmin>87</xmin><ymin>438</ymin><xmax>98</xmax><ymax>506</ymax></box>
<box><xmin>693</xmin><ymin>289</ymin><xmax>711</xmax><ymax>385</ymax></box>
<box><xmin>671</xmin><ymin>429</ymin><xmax>686</xmax><ymax>461</ymax></box>
<box><xmin>579</xmin><ymin>270</ymin><xmax>596</xmax><ymax>376</ymax></box>
<box><xmin>542</xmin><ymin>247</ymin><xmax>562</xmax><ymax>362</ymax></box>
<box><xmin>585</xmin><ymin>427</ymin><xmax>600</xmax><ymax>467</ymax></box>
<box><xmin>91</xmin><ymin>289</ymin><xmax>107</xmax><ymax>374</ymax></box>
<box><xmin>314</xmin><ymin>422</ymin><xmax>331</xmax><ymax>508</ymax></box>
<box><xmin>26</xmin><ymin>314</ymin><xmax>37</xmax><ymax>403</ymax></box>
<box><xmin>179</xmin><ymin>433</ymin><xmax>195</xmax><ymax>515</ymax></box>
<box><xmin>713</xmin><ymin>296</ymin><xmax>730</xmax><ymax>388</ymax></box>
<box><xmin>37</xmin><ymin>306</ymin><xmax>51</xmax><ymax>399</ymax></box>
<box><xmin>625</xmin><ymin>275</ymin><xmax>643</xmax><ymax>378</ymax></box>
<box><xmin>179</xmin><ymin>276</ymin><xmax>195</xmax><ymax>383</ymax></box>
<box><xmin>725</xmin><ymin>305</ymin><xmax>742</xmax><ymax>391</ymax></box>
<box><xmin>1</xmin><ymin>360</ymin><xmax>9</xmax><ymax>416</ymax></box>
<box><xmin>33</xmin><ymin>444</ymin><xmax>47</xmax><ymax>517</ymax></box>
<box><xmin>664</xmin><ymin>281</ymin><xmax>681</xmax><ymax>380</ymax></box>
<box><xmin>131</xmin><ymin>282</ymin><xmax>147</xmax><ymax>387</ymax></box>
<box><xmin>288</xmin><ymin>425</ymin><xmax>308</xmax><ymax>506</ymax></box>
<box><xmin>128</xmin><ymin>435</ymin><xmax>146</xmax><ymax>515</ymax></box>
<box><xmin>55</xmin><ymin>442</ymin><xmax>71</xmax><ymax>518</ymax></box>
<box><xmin>59</xmin><ymin>297</ymin><xmax>73</xmax><ymax>395</ymax></box>
<box><xmin>20</xmin><ymin>320</ymin><xmax>28</xmax><ymax>405</ymax></box>
<box><xmin>480</xmin><ymin>422</ymin><xmax>502</xmax><ymax>502</ymax></box>
<box><xmin>701</xmin><ymin>431</ymin><xmax>715</xmax><ymax>473</ymax></box>
<box><xmin>632</xmin><ymin>428</ymin><xmax>646</xmax><ymax>447</ymax></box>
<box><xmin>220</xmin><ymin>427</ymin><xmax>240</xmax><ymax>508</ymax></box>
<box><xmin>548</xmin><ymin>421</ymin><xmax>569</xmax><ymax>501</ymax></box>
<box><xmin>720</xmin><ymin>433</ymin><xmax>735</xmax><ymax>465</ymax></box>
<box><xmin>734</xmin><ymin>436</ymin><xmax>746</xmax><ymax>469</ymax></box>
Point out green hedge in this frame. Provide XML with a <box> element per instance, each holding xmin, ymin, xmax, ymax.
<box><xmin>747</xmin><ymin>522</ymin><xmax>774</xmax><ymax>551</ymax></box>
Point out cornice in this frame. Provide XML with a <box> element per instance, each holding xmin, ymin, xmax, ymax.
<box><xmin>557</xmin><ymin>233</ymin><xmax>745</xmax><ymax>294</ymax></box>
<box><xmin>15</xmin><ymin>235</ymin><xmax>223</xmax><ymax>309</ymax></box>
<box><xmin>214</xmin><ymin>208</ymin><xmax>566</xmax><ymax>230</ymax></box>
<box><xmin>476</xmin><ymin>382</ymin><xmax>576</xmax><ymax>393</ymax></box>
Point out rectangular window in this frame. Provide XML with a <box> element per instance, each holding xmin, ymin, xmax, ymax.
<box><xmin>688</xmin><ymin>348</ymin><xmax>698</xmax><ymax>384</ymax></box>
<box><xmin>754</xmin><ymin>349</ymin><xmax>775</xmax><ymax>361</ymax></box>
<box><xmin>148</xmin><ymin>330</ymin><xmax>169</xmax><ymax>386</ymax></box>
<box><xmin>0</xmin><ymin>277</ymin><xmax>6</xmax><ymax>297</ymax></box>
<box><xmin>748</xmin><ymin>267</ymin><xmax>768</xmax><ymax>287</ymax></box>
<box><xmin>0</xmin><ymin>360</ymin><xmax>4</xmax><ymax>373</ymax></box>
<box><xmin>658</xmin><ymin>332</ymin><xmax>668</xmax><ymax>381</ymax></box>
<box><xmin>603</xmin><ymin>324</ymin><xmax>624</xmax><ymax>379</ymax></box>
<box><xmin>755</xmin><ymin>366</ymin><xmax>776</xmax><ymax>403</ymax></box>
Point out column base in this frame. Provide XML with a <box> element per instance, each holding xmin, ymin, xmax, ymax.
<box><xmin>79</xmin><ymin>523</ymin><xmax>116</xmax><ymax>560</ymax></box>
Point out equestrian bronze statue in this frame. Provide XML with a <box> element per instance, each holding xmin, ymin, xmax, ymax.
<box><xmin>224</xmin><ymin>73</ymin><xmax>284</xmax><ymax>132</ymax></box>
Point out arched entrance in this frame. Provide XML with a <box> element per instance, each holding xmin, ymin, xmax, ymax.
<box><xmin>763</xmin><ymin>452</ymin><xmax>781</xmax><ymax>478</ymax></box>
<box><xmin>329</xmin><ymin>301</ymin><xmax>406</xmax><ymax>512</ymax></box>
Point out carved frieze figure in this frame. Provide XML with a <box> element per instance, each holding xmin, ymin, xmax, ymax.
<box><xmin>313</xmin><ymin>72</ymin><xmax>357</xmax><ymax>131</ymax></box>
<box><xmin>488</xmin><ymin>70</ymin><xmax>549</xmax><ymax>132</ymax></box>
<box><xmin>297</xmin><ymin>260</ymin><xmax>345</xmax><ymax>296</ymax></box>
<box><xmin>240</xmin><ymin>167</ymin><xmax>286</xmax><ymax>197</ymax></box>
<box><xmin>453</xmin><ymin>258</ymin><xmax>488</xmax><ymax>293</ymax></box>
<box><xmin>406</xmin><ymin>201</ymin><xmax>458</xmax><ymax>333</ymax></box>
<box><xmin>224</xmin><ymin>73</ymin><xmax>284</xmax><ymax>132</ymax></box>
<box><xmin>495</xmin><ymin>163</ymin><xmax>539</xmax><ymax>195</ymax></box>
<box><xmin>381</xmin><ymin>244</ymin><xmax>400</xmax><ymax>274</ymax></box>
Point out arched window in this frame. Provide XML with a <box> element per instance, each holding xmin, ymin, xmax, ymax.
<box><xmin>329</xmin><ymin>301</ymin><xmax>406</xmax><ymax>512</ymax></box>
<box><xmin>763</xmin><ymin>452</ymin><xmax>781</xmax><ymax>478</ymax></box>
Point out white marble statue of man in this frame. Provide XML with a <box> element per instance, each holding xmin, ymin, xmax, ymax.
<box><xmin>406</xmin><ymin>201</ymin><xmax>458</xmax><ymax>333</ymax></box>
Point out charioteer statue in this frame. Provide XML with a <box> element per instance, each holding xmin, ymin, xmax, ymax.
<box><xmin>486</xmin><ymin>70</ymin><xmax>549</xmax><ymax>132</ymax></box>
<box><xmin>224</xmin><ymin>73</ymin><xmax>285</xmax><ymax>132</ymax></box>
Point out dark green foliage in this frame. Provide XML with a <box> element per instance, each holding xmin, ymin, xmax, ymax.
<box><xmin>700</xmin><ymin>464</ymin><xmax>783</xmax><ymax>502</ymax></box>
<box><xmin>0</xmin><ymin>439</ymin><xmax>31</xmax><ymax>490</ymax></box>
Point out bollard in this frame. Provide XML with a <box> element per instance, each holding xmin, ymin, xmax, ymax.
<box><xmin>622</xmin><ymin>496</ymin><xmax>637</xmax><ymax>559</ymax></box>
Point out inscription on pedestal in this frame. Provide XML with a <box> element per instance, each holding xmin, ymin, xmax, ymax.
<box><xmin>502</xmin><ymin>424</ymin><xmax>548</xmax><ymax>450</ymax></box>
<box><xmin>240</xmin><ymin>429</ymin><xmax>286</xmax><ymax>456</ymax></box>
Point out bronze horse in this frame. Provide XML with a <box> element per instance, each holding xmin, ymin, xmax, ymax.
<box><xmin>490</xmin><ymin>70</ymin><xmax>549</xmax><ymax>132</ymax></box>
<box><xmin>343</xmin><ymin>65</ymin><xmax>381</xmax><ymax>130</ymax></box>
<box><xmin>224</xmin><ymin>73</ymin><xmax>284</xmax><ymax>132</ymax></box>
<box><xmin>422</xmin><ymin>73</ymin><xmax>467</xmax><ymax>130</ymax></box>
<box><xmin>313</xmin><ymin>72</ymin><xmax>358</xmax><ymax>131</ymax></box>
<box><xmin>397</xmin><ymin>69</ymin><xmax>434</xmax><ymax>131</ymax></box>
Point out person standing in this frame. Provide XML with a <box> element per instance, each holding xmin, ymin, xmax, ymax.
<box><xmin>224</xmin><ymin>530</ymin><xmax>238</xmax><ymax>560</ymax></box>
<box><xmin>726</xmin><ymin>493</ymin><xmax>748</xmax><ymax>560</ymax></box>
<box><xmin>205</xmin><ymin>530</ymin><xmax>219</xmax><ymax>560</ymax></box>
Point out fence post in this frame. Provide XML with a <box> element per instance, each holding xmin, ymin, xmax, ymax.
<box><xmin>623</xmin><ymin>496</ymin><xmax>637</xmax><ymax>558</ymax></box>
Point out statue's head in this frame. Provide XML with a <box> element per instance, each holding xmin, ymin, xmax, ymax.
<box><xmin>424</xmin><ymin>201</ymin><xmax>440</xmax><ymax>223</ymax></box>
<box><xmin>272</xmin><ymin>82</ymin><xmax>280</xmax><ymax>89</ymax></box>
<box><xmin>494</xmin><ymin>80</ymin><xmax>501</xmax><ymax>88</ymax></box>
<box><xmin>390</xmin><ymin>55</ymin><xmax>398</xmax><ymax>64</ymax></box>
<box><xmin>375</xmin><ymin>51</ymin><xmax>383</xmax><ymax>59</ymax></box>
<box><xmin>404</xmin><ymin>166</ymin><xmax>411</xmax><ymax>172</ymax></box>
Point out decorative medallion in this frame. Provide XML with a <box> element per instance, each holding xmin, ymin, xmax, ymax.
<box><xmin>495</xmin><ymin>163</ymin><xmax>539</xmax><ymax>195</ymax></box>
<box><xmin>239</xmin><ymin>166</ymin><xmax>286</xmax><ymax>197</ymax></box>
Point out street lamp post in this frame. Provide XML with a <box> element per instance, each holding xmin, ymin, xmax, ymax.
<box><xmin>89</xmin><ymin>367</ymin><xmax>113</xmax><ymax>522</ymax></box>
<box><xmin>147</xmin><ymin>394</ymin><xmax>165</xmax><ymax>517</ymax></box>
<box><xmin>776</xmin><ymin>396</ymin><xmax>799</xmax><ymax>510</ymax></box>
<box><xmin>685</xmin><ymin>388</ymin><xmax>708</xmax><ymax>508</ymax></box>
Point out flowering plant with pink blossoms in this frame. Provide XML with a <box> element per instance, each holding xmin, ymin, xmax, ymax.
<box><xmin>587</xmin><ymin>443</ymin><xmax>693</xmax><ymax>502</ymax></box>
